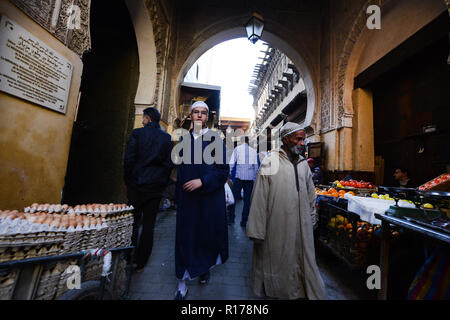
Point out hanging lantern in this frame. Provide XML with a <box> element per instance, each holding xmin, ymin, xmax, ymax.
<box><xmin>245</xmin><ymin>13</ymin><xmax>264</xmax><ymax>44</ymax></box>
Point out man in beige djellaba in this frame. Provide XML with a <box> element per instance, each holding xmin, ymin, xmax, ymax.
<box><xmin>246</xmin><ymin>122</ymin><xmax>326</xmax><ymax>300</ymax></box>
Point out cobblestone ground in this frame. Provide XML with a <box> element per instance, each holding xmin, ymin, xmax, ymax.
<box><xmin>129</xmin><ymin>200</ymin><xmax>372</xmax><ymax>300</ymax></box>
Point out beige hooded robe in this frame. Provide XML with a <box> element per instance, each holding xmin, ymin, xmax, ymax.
<box><xmin>246</xmin><ymin>148</ymin><xmax>326</xmax><ymax>300</ymax></box>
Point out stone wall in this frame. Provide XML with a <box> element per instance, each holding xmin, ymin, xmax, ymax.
<box><xmin>0</xmin><ymin>2</ymin><xmax>83</xmax><ymax>210</ymax></box>
<box><xmin>169</xmin><ymin>0</ymin><xmax>323</xmax><ymax>134</ymax></box>
<box><xmin>319</xmin><ymin>0</ymin><xmax>447</xmax><ymax>175</ymax></box>
<box><xmin>10</xmin><ymin>0</ymin><xmax>91</xmax><ymax>57</ymax></box>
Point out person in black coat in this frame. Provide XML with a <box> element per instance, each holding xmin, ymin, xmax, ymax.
<box><xmin>124</xmin><ymin>107</ymin><xmax>174</xmax><ymax>272</ymax></box>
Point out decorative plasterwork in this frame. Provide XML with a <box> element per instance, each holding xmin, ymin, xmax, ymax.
<box><xmin>334</xmin><ymin>0</ymin><xmax>392</xmax><ymax>129</ymax></box>
<box><xmin>10</xmin><ymin>0</ymin><xmax>91</xmax><ymax>57</ymax></box>
<box><xmin>145</xmin><ymin>0</ymin><xmax>170</xmax><ymax>110</ymax></box>
<box><xmin>66</xmin><ymin>0</ymin><xmax>91</xmax><ymax>57</ymax></box>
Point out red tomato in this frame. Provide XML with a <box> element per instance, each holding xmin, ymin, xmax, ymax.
<box><xmin>357</xmin><ymin>182</ymin><xmax>362</xmax><ymax>188</ymax></box>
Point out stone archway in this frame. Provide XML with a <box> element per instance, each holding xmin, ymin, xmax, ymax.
<box><xmin>331</xmin><ymin>0</ymin><xmax>448</xmax><ymax>173</ymax></box>
<box><xmin>171</xmin><ymin>25</ymin><xmax>319</xmax><ymax>135</ymax></box>
<box><xmin>125</xmin><ymin>0</ymin><xmax>158</xmax><ymax>109</ymax></box>
<box><xmin>62</xmin><ymin>0</ymin><xmax>140</xmax><ymax>205</ymax></box>
<box><xmin>337</xmin><ymin>0</ymin><xmax>448</xmax><ymax>130</ymax></box>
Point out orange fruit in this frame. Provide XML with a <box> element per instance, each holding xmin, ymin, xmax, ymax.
<box><xmin>328</xmin><ymin>188</ymin><xmax>337</xmax><ymax>193</ymax></box>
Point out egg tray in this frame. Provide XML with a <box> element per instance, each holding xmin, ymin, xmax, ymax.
<box><xmin>112</xmin><ymin>259</ymin><xmax>128</xmax><ymax>296</ymax></box>
<box><xmin>0</xmin><ymin>243</ymin><xmax>65</xmax><ymax>263</ymax></box>
<box><xmin>57</xmin><ymin>213</ymin><xmax>133</xmax><ymax>253</ymax></box>
<box><xmin>0</xmin><ymin>282</ymin><xmax>15</xmax><ymax>300</ymax></box>
<box><xmin>103</xmin><ymin>222</ymin><xmax>133</xmax><ymax>248</ymax></box>
<box><xmin>83</xmin><ymin>260</ymin><xmax>104</xmax><ymax>282</ymax></box>
<box><xmin>34</xmin><ymin>263</ymin><xmax>68</xmax><ymax>300</ymax></box>
<box><xmin>0</xmin><ymin>231</ymin><xmax>66</xmax><ymax>247</ymax></box>
<box><xmin>52</xmin><ymin>261</ymin><xmax>79</xmax><ymax>299</ymax></box>
<box><xmin>0</xmin><ymin>270</ymin><xmax>18</xmax><ymax>300</ymax></box>
<box><xmin>0</xmin><ymin>237</ymin><xmax>65</xmax><ymax>247</ymax></box>
<box><xmin>61</xmin><ymin>228</ymin><xmax>107</xmax><ymax>254</ymax></box>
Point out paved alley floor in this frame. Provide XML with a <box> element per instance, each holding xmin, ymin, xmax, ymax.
<box><xmin>128</xmin><ymin>200</ymin><xmax>373</xmax><ymax>300</ymax></box>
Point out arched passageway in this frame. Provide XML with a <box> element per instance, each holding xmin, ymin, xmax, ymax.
<box><xmin>174</xmin><ymin>28</ymin><xmax>318</xmax><ymax>133</ymax></box>
<box><xmin>62</xmin><ymin>0</ymin><xmax>139</xmax><ymax>205</ymax></box>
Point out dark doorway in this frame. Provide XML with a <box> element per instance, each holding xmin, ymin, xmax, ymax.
<box><xmin>62</xmin><ymin>0</ymin><xmax>139</xmax><ymax>205</ymax></box>
<box><xmin>370</xmin><ymin>34</ymin><xmax>450</xmax><ymax>187</ymax></box>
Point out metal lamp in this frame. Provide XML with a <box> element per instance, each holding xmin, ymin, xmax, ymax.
<box><xmin>245</xmin><ymin>13</ymin><xmax>264</xmax><ymax>44</ymax></box>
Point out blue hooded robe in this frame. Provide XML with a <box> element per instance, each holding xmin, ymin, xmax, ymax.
<box><xmin>174</xmin><ymin>130</ymin><xmax>229</xmax><ymax>279</ymax></box>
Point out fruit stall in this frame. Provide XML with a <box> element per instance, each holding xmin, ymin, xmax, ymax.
<box><xmin>0</xmin><ymin>203</ymin><xmax>135</xmax><ymax>300</ymax></box>
<box><xmin>315</xmin><ymin>180</ymin><xmax>393</xmax><ymax>269</ymax></box>
<box><xmin>374</xmin><ymin>174</ymin><xmax>450</xmax><ymax>300</ymax></box>
<box><xmin>315</xmin><ymin>174</ymin><xmax>450</xmax><ymax>299</ymax></box>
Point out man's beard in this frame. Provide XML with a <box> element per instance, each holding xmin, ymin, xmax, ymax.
<box><xmin>290</xmin><ymin>145</ymin><xmax>305</xmax><ymax>156</ymax></box>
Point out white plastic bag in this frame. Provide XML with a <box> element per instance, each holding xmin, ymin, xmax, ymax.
<box><xmin>225</xmin><ymin>183</ymin><xmax>235</xmax><ymax>207</ymax></box>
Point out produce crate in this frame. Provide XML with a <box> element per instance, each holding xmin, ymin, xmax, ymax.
<box><xmin>0</xmin><ymin>269</ymin><xmax>18</xmax><ymax>300</ymax></box>
<box><xmin>317</xmin><ymin>199</ymin><xmax>399</xmax><ymax>269</ymax></box>
<box><xmin>418</xmin><ymin>173</ymin><xmax>450</xmax><ymax>192</ymax></box>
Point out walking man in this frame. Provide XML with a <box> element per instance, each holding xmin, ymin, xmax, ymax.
<box><xmin>124</xmin><ymin>107</ymin><xmax>173</xmax><ymax>273</ymax></box>
<box><xmin>173</xmin><ymin>101</ymin><xmax>229</xmax><ymax>300</ymax></box>
<box><xmin>228</xmin><ymin>136</ymin><xmax>259</xmax><ymax>227</ymax></box>
<box><xmin>247</xmin><ymin>122</ymin><xmax>326</xmax><ymax>300</ymax></box>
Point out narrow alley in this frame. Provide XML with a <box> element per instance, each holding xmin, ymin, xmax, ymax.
<box><xmin>129</xmin><ymin>200</ymin><xmax>373</xmax><ymax>300</ymax></box>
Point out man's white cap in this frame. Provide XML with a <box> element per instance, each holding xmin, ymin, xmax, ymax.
<box><xmin>191</xmin><ymin>101</ymin><xmax>209</xmax><ymax>112</ymax></box>
<box><xmin>280</xmin><ymin>122</ymin><xmax>304</xmax><ymax>138</ymax></box>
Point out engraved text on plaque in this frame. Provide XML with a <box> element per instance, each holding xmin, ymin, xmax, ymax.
<box><xmin>0</xmin><ymin>16</ymin><xmax>73</xmax><ymax>114</ymax></box>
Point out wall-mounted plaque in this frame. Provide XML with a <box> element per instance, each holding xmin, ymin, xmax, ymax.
<box><xmin>0</xmin><ymin>16</ymin><xmax>73</xmax><ymax>114</ymax></box>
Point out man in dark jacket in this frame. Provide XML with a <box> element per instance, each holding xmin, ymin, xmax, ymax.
<box><xmin>124</xmin><ymin>107</ymin><xmax>173</xmax><ymax>272</ymax></box>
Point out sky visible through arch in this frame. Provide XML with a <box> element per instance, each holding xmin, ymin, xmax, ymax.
<box><xmin>184</xmin><ymin>38</ymin><xmax>267</xmax><ymax>120</ymax></box>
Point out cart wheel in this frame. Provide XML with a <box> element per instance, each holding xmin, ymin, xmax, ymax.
<box><xmin>56</xmin><ymin>281</ymin><xmax>114</xmax><ymax>300</ymax></box>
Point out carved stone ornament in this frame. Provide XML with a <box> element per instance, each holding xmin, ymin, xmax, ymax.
<box><xmin>145</xmin><ymin>0</ymin><xmax>170</xmax><ymax>110</ymax></box>
<box><xmin>9</xmin><ymin>0</ymin><xmax>91</xmax><ymax>57</ymax></box>
<box><xmin>334</xmin><ymin>0</ymin><xmax>392</xmax><ymax>129</ymax></box>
